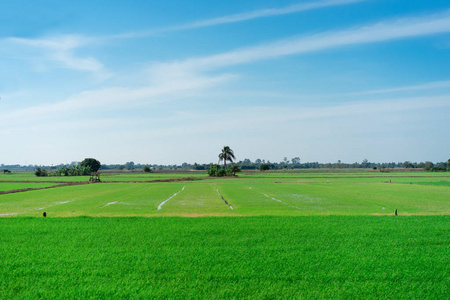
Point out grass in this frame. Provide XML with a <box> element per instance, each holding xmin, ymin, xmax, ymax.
<box><xmin>409</xmin><ymin>181</ymin><xmax>450</xmax><ymax>187</ymax></box>
<box><xmin>0</xmin><ymin>216</ymin><xmax>448</xmax><ymax>299</ymax></box>
<box><xmin>0</xmin><ymin>171</ymin><xmax>448</xmax><ymax>298</ymax></box>
<box><xmin>0</xmin><ymin>172</ymin><xmax>206</xmax><ymax>182</ymax></box>
<box><xmin>0</xmin><ymin>182</ymin><xmax>62</xmax><ymax>192</ymax></box>
<box><xmin>0</xmin><ymin>173</ymin><xmax>449</xmax><ymax>217</ymax></box>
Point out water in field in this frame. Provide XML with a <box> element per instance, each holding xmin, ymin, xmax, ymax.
<box><xmin>0</xmin><ymin>172</ymin><xmax>449</xmax><ymax>217</ymax></box>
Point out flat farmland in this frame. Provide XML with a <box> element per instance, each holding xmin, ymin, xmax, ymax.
<box><xmin>0</xmin><ymin>171</ymin><xmax>449</xmax><ymax>298</ymax></box>
<box><xmin>0</xmin><ymin>182</ymin><xmax>62</xmax><ymax>192</ymax></box>
<box><xmin>0</xmin><ymin>216</ymin><xmax>448</xmax><ymax>299</ymax></box>
<box><xmin>0</xmin><ymin>172</ymin><xmax>448</xmax><ymax>217</ymax></box>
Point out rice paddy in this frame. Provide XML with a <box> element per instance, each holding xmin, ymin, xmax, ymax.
<box><xmin>0</xmin><ymin>171</ymin><xmax>448</xmax><ymax>298</ymax></box>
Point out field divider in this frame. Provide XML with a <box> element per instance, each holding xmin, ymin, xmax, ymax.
<box><xmin>215</xmin><ymin>187</ymin><xmax>233</xmax><ymax>210</ymax></box>
<box><xmin>103</xmin><ymin>201</ymin><xmax>118</xmax><ymax>207</ymax></box>
<box><xmin>157</xmin><ymin>185</ymin><xmax>185</xmax><ymax>210</ymax></box>
<box><xmin>0</xmin><ymin>212</ymin><xmax>20</xmax><ymax>217</ymax></box>
<box><xmin>0</xmin><ymin>182</ymin><xmax>87</xmax><ymax>195</ymax></box>
<box><xmin>263</xmin><ymin>193</ymin><xmax>302</xmax><ymax>210</ymax></box>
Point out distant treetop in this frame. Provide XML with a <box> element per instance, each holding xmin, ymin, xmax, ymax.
<box><xmin>80</xmin><ymin>158</ymin><xmax>101</xmax><ymax>172</ymax></box>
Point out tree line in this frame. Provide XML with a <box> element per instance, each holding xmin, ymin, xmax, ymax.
<box><xmin>2</xmin><ymin>158</ymin><xmax>449</xmax><ymax>173</ymax></box>
<box><xmin>34</xmin><ymin>158</ymin><xmax>101</xmax><ymax>177</ymax></box>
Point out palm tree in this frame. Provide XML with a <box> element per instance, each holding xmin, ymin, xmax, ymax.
<box><xmin>218</xmin><ymin>146</ymin><xmax>236</xmax><ymax>169</ymax></box>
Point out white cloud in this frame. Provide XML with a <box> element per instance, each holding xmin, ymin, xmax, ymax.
<box><xmin>7</xmin><ymin>35</ymin><xmax>107</xmax><ymax>75</ymax></box>
<box><xmin>169</xmin><ymin>0</ymin><xmax>365</xmax><ymax>30</ymax></box>
<box><xmin>160</xmin><ymin>10</ymin><xmax>450</xmax><ymax>72</ymax></box>
<box><xmin>0</xmin><ymin>72</ymin><xmax>235</xmax><ymax>123</ymax></box>
<box><xmin>112</xmin><ymin>0</ymin><xmax>366</xmax><ymax>38</ymax></box>
<box><xmin>346</xmin><ymin>80</ymin><xmax>450</xmax><ymax>95</ymax></box>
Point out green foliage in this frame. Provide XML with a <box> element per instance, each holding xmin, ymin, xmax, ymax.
<box><xmin>52</xmin><ymin>165</ymin><xmax>91</xmax><ymax>176</ymax></box>
<box><xmin>218</xmin><ymin>146</ymin><xmax>235</xmax><ymax>169</ymax></box>
<box><xmin>34</xmin><ymin>167</ymin><xmax>48</xmax><ymax>177</ymax></box>
<box><xmin>208</xmin><ymin>164</ymin><xmax>235</xmax><ymax>177</ymax></box>
<box><xmin>208</xmin><ymin>164</ymin><xmax>222</xmax><ymax>176</ymax></box>
<box><xmin>143</xmin><ymin>165</ymin><xmax>152</xmax><ymax>173</ymax></box>
<box><xmin>80</xmin><ymin>158</ymin><xmax>101</xmax><ymax>172</ymax></box>
<box><xmin>230</xmin><ymin>164</ymin><xmax>241</xmax><ymax>176</ymax></box>
<box><xmin>259</xmin><ymin>163</ymin><xmax>270</xmax><ymax>171</ymax></box>
<box><xmin>124</xmin><ymin>161</ymin><xmax>135</xmax><ymax>170</ymax></box>
<box><xmin>431</xmin><ymin>165</ymin><xmax>447</xmax><ymax>172</ymax></box>
<box><xmin>0</xmin><ymin>217</ymin><xmax>448</xmax><ymax>298</ymax></box>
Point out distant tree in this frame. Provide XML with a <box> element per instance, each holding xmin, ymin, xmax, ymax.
<box><xmin>402</xmin><ymin>161</ymin><xmax>414</xmax><ymax>168</ymax></box>
<box><xmin>218</xmin><ymin>146</ymin><xmax>236</xmax><ymax>169</ymax></box>
<box><xmin>361</xmin><ymin>159</ymin><xmax>369</xmax><ymax>168</ymax></box>
<box><xmin>423</xmin><ymin>161</ymin><xmax>434</xmax><ymax>171</ymax></box>
<box><xmin>35</xmin><ymin>167</ymin><xmax>48</xmax><ymax>177</ymax></box>
<box><xmin>143</xmin><ymin>165</ymin><xmax>152</xmax><ymax>173</ymax></box>
<box><xmin>80</xmin><ymin>158</ymin><xmax>101</xmax><ymax>172</ymax></box>
<box><xmin>124</xmin><ymin>161</ymin><xmax>135</xmax><ymax>171</ymax></box>
<box><xmin>3</xmin><ymin>169</ymin><xmax>11</xmax><ymax>174</ymax></box>
<box><xmin>193</xmin><ymin>163</ymin><xmax>206</xmax><ymax>170</ymax></box>
<box><xmin>447</xmin><ymin>159</ymin><xmax>450</xmax><ymax>171</ymax></box>
<box><xmin>432</xmin><ymin>165</ymin><xmax>447</xmax><ymax>172</ymax></box>
<box><xmin>291</xmin><ymin>157</ymin><xmax>301</xmax><ymax>165</ymax></box>
<box><xmin>208</xmin><ymin>164</ymin><xmax>222</xmax><ymax>177</ymax></box>
<box><xmin>259</xmin><ymin>163</ymin><xmax>270</xmax><ymax>171</ymax></box>
<box><xmin>230</xmin><ymin>164</ymin><xmax>241</xmax><ymax>176</ymax></box>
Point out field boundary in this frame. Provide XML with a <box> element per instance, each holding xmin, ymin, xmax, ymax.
<box><xmin>215</xmin><ymin>187</ymin><xmax>233</xmax><ymax>210</ymax></box>
<box><xmin>157</xmin><ymin>186</ymin><xmax>185</xmax><ymax>210</ymax></box>
<box><xmin>0</xmin><ymin>182</ymin><xmax>87</xmax><ymax>195</ymax></box>
<box><xmin>244</xmin><ymin>175</ymin><xmax>450</xmax><ymax>179</ymax></box>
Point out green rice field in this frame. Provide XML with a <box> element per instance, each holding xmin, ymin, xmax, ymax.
<box><xmin>0</xmin><ymin>171</ymin><xmax>449</xmax><ymax>298</ymax></box>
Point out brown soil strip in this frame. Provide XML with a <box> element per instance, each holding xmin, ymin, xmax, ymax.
<box><xmin>1</xmin><ymin>177</ymin><xmax>203</xmax><ymax>195</ymax></box>
<box><xmin>101</xmin><ymin>176</ymin><xmax>205</xmax><ymax>183</ymax></box>
<box><xmin>0</xmin><ymin>180</ymin><xmax>88</xmax><ymax>184</ymax></box>
<box><xmin>0</xmin><ymin>182</ymin><xmax>88</xmax><ymax>195</ymax></box>
<box><xmin>245</xmin><ymin>175</ymin><xmax>450</xmax><ymax>179</ymax></box>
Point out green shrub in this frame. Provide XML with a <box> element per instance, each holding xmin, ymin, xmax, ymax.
<box><xmin>35</xmin><ymin>167</ymin><xmax>48</xmax><ymax>177</ymax></box>
<box><xmin>259</xmin><ymin>164</ymin><xmax>270</xmax><ymax>171</ymax></box>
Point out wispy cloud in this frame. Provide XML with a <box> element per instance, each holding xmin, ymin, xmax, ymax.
<box><xmin>7</xmin><ymin>35</ymin><xmax>108</xmax><ymax>76</ymax></box>
<box><xmin>347</xmin><ymin>80</ymin><xmax>450</xmax><ymax>95</ymax></box>
<box><xmin>0</xmin><ymin>72</ymin><xmax>234</xmax><ymax>123</ymax></box>
<box><xmin>235</xmin><ymin>79</ymin><xmax>450</xmax><ymax>100</ymax></box>
<box><xmin>4</xmin><ymin>10</ymin><xmax>450</xmax><ymax>122</ymax></box>
<box><xmin>112</xmin><ymin>0</ymin><xmax>366</xmax><ymax>38</ymax></box>
<box><xmin>162</xmin><ymin>10</ymin><xmax>450</xmax><ymax>72</ymax></box>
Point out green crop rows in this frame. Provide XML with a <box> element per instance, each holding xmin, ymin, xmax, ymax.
<box><xmin>0</xmin><ymin>172</ymin><xmax>449</xmax><ymax>298</ymax></box>
<box><xmin>0</xmin><ymin>217</ymin><xmax>448</xmax><ymax>299</ymax></box>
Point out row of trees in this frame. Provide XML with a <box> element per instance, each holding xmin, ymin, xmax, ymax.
<box><xmin>208</xmin><ymin>147</ymin><xmax>450</xmax><ymax>175</ymax></box>
<box><xmin>35</xmin><ymin>158</ymin><xmax>101</xmax><ymax>177</ymax></box>
<box><xmin>3</xmin><ymin>157</ymin><xmax>450</xmax><ymax>173</ymax></box>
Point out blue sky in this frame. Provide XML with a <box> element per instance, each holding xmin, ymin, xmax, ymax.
<box><xmin>1</xmin><ymin>0</ymin><xmax>449</xmax><ymax>165</ymax></box>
